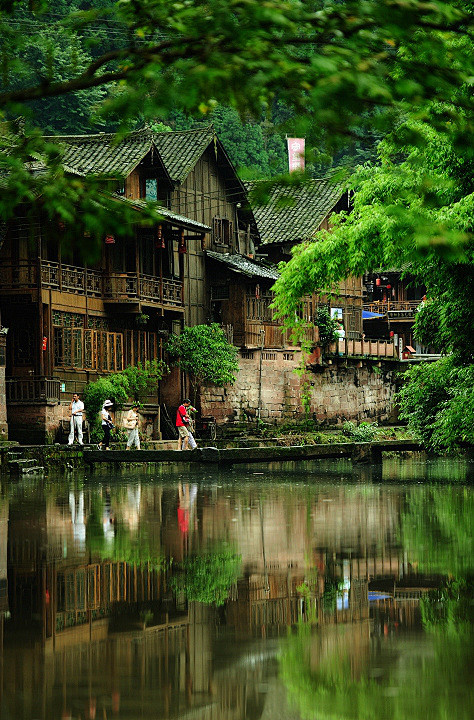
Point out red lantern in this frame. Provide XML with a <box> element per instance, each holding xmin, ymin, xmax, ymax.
<box><xmin>156</xmin><ymin>225</ymin><xmax>165</xmax><ymax>249</ymax></box>
<box><xmin>42</xmin><ymin>336</ymin><xmax>47</xmax><ymax>351</ymax></box>
<box><xmin>105</xmin><ymin>234</ymin><xmax>115</xmax><ymax>245</ymax></box>
<box><xmin>178</xmin><ymin>232</ymin><xmax>187</xmax><ymax>254</ymax></box>
<box><xmin>386</xmin><ymin>283</ymin><xmax>391</xmax><ymax>290</ymax></box>
<box><xmin>389</xmin><ymin>330</ymin><xmax>394</xmax><ymax>337</ymax></box>
<box><xmin>375</xmin><ymin>278</ymin><xmax>381</xmax><ymax>286</ymax></box>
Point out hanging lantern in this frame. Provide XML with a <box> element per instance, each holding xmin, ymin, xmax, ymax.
<box><xmin>105</xmin><ymin>234</ymin><xmax>115</xmax><ymax>245</ymax></box>
<box><xmin>386</xmin><ymin>283</ymin><xmax>391</xmax><ymax>290</ymax></box>
<box><xmin>389</xmin><ymin>330</ymin><xmax>394</xmax><ymax>337</ymax></box>
<box><xmin>375</xmin><ymin>277</ymin><xmax>381</xmax><ymax>287</ymax></box>
<box><xmin>155</xmin><ymin>225</ymin><xmax>165</xmax><ymax>250</ymax></box>
<box><xmin>178</xmin><ymin>231</ymin><xmax>187</xmax><ymax>254</ymax></box>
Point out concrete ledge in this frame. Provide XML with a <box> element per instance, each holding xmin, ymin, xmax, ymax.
<box><xmin>82</xmin><ymin>439</ymin><xmax>424</xmax><ymax>466</ymax></box>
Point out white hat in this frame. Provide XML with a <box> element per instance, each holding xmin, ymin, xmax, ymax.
<box><xmin>103</xmin><ymin>399</ymin><xmax>113</xmax><ymax>407</ymax></box>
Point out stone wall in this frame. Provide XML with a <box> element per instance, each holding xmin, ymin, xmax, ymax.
<box><xmin>200</xmin><ymin>349</ymin><xmax>399</xmax><ymax>426</ymax></box>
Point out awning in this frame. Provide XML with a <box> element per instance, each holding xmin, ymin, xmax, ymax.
<box><xmin>363</xmin><ymin>310</ymin><xmax>385</xmax><ymax>319</ymax></box>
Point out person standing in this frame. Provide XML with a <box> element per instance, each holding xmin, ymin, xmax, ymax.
<box><xmin>176</xmin><ymin>399</ymin><xmax>192</xmax><ymax>451</ymax></box>
<box><xmin>98</xmin><ymin>399</ymin><xmax>114</xmax><ymax>450</ymax></box>
<box><xmin>124</xmin><ymin>403</ymin><xmax>141</xmax><ymax>450</ymax></box>
<box><xmin>68</xmin><ymin>393</ymin><xmax>84</xmax><ymax>446</ymax></box>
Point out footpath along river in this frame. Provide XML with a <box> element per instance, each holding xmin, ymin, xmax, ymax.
<box><xmin>0</xmin><ymin>455</ymin><xmax>473</xmax><ymax>720</ymax></box>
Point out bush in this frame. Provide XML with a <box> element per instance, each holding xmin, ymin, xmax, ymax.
<box><xmin>342</xmin><ymin>421</ymin><xmax>379</xmax><ymax>442</ymax></box>
<box><xmin>166</xmin><ymin>324</ymin><xmax>238</xmax><ymax>401</ymax></box>
<box><xmin>397</xmin><ymin>356</ymin><xmax>474</xmax><ymax>452</ymax></box>
<box><xmin>83</xmin><ymin>360</ymin><xmax>166</xmax><ymax>438</ymax></box>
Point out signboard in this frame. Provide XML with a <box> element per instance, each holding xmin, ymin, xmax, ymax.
<box><xmin>287</xmin><ymin>138</ymin><xmax>305</xmax><ymax>172</ymax></box>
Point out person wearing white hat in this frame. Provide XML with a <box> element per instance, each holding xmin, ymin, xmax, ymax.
<box><xmin>98</xmin><ymin>399</ymin><xmax>114</xmax><ymax>450</ymax></box>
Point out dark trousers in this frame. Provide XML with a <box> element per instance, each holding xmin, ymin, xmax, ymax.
<box><xmin>102</xmin><ymin>424</ymin><xmax>111</xmax><ymax>448</ymax></box>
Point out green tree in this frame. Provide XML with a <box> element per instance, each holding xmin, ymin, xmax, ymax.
<box><xmin>166</xmin><ymin>324</ymin><xmax>239</xmax><ymax>402</ymax></box>
<box><xmin>272</xmin><ymin>104</ymin><xmax>474</xmax><ymax>450</ymax></box>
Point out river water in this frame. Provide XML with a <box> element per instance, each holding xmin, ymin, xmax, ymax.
<box><xmin>0</xmin><ymin>456</ymin><xmax>473</xmax><ymax>720</ymax></box>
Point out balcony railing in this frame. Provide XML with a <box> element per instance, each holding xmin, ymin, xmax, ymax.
<box><xmin>363</xmin><ymin>301</ymin><xmax>420</xmax><ymax>317</ymax></box>
<box><xmin>6</xmin><ymin>377</ymin><xmax>61</xmax><ymax>403</ymax></box>
<box><xmin>239</xmin><ymin>320</ymin><xmax>398</xmax><ymax>358</ymax></box>
<box><xmin>0</xmin><ymin>261</ymin><xmax>183</xmax><ymax>307</ymax></box>
<box><xmin>329</xmin><ymin>338</ymin><xmax>397</xmax><ymax>358</ymax></box>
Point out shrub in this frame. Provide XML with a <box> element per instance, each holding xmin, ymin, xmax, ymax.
<box><xmin>342</xmin><ymin>421</ymin><xmax>379</xmax><ymax>442</ymax></box>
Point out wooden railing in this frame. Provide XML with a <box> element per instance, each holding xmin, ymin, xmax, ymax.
<box><xmin>0</xmin><ymin>261</ymin><xmax>37</xmax><ymax>288</ymax></box>
<box><xmin>240</xmin><ymin>320</ymin><xmax>398</xmax><ymax>358</ymax></box>
<box><xmin>6</xmin><ymin>376</ymin><xmax>61</xmax><ymax>403</ymax></box>
<box><xmin>0</xmin><ymin>261</ymin><xmax>183</xmax><ymax>306</ymax></box>
<box><xmin>329</xmin><ymin>338</ymin><xmax>397</xmax><ymax>358</ymax></box>
<box><xmin>363</xmin><ymin>301</ymin><xmax>420</xmax><ymax>316</ymax></box>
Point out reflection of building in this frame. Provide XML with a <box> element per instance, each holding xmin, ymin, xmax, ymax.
<box><xmin>0</xmin><ymin>498</ymin><xmax>7</xmax><ymax>616</ymax></box>
<box><xmin>1</xmin><ymin>479</ymin><xmax>453</xmax><ymax>720</ymax></box>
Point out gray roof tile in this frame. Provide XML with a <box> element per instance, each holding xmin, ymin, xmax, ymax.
<box><xmin>43</xmin><ymin>127</ymin><xmax>216</xmax><ymax>182</ymax></box>
<box><xmin>246</xmin><ymin>179</ymin><xmax>344</xmax><ymax>244</ymax></box>
<box><xmin>206</xmin><ymin>251</ymin><xmax>279</xmax><ymax>280</ymax></box>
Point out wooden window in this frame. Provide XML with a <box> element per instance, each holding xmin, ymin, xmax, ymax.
<box><xmin>124</xmin><ymin>329</ymin><xmax>158</xmax><ymax>366</ymax></box>
<box><xmin>54</xmin><ymin>325</ymin><xmax>123</xmax><ymax>371</ymax></box>
<box><xmin>213</xmin><ymin>217</ymin><xmax>233</xmax><ymax>246</ymax></box>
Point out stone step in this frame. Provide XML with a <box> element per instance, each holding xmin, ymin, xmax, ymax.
<box><xmin>21</xmin><ymin>466</ymin><xmax>45</xmax><ymax>475</ymax></box>
<box><xmin>6</xmin><ymin>451</ymin><xmax>23</xmax><ymax>461</ymax></box>
<box><xmin>9</xmin><ymin>458</ymin><xmax>37</xmax><ymax>472</ymax></box>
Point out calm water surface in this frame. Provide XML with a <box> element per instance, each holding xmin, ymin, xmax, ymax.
<box><xmin>0</xmin><ymin>457</ymin><xmax>473</xmax><ymax>720</ymax></box>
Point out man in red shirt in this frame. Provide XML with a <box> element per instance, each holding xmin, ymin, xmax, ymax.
<box><xmin>176</xmin><ymin>399</ymin><xmax>192</xmax><ymax>450</ymax></box>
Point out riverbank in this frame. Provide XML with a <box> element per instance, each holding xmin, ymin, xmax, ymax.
<box><xmin>0</xmin><ymin>438</ymin><xmax>425</xmax><ymax>475</ymax></box>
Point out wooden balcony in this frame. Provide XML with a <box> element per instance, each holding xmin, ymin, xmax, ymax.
<box><xmin>363</xmin><ymin>301</ymin><xmax>420</xmax><ymax>319</ymax></box>
<box><xmin>328</xmin><ymin>338</ymin><xmax>397</xmax><ymax>358</ymax></box>
<box><xmin>104</xmin><ymin>273</ymin><xmax>183</xmax><ymax>307</ymax></box>
<box><xmin>6</xmin><ymin>377</ymin><xmax>61</xmax><ymax>403</ymax></box>
<box><xmin>239</xmin><ymin>320</ymin><xmax>398</xmax><ymax>359</ymax></box>
<box><xmin>0</xmin><ymin>261</ymin><xmax>183</xmax><ymax>308</ymax></box>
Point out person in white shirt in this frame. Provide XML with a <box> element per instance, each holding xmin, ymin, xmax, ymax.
<box><xmin>98</xmin><ymin>399</ymin><xmax>114</xmax><ymax>450</ymax></box>
<box><xmin>68</xmin><ymin>393</ymin><xmax>84</xmax><ymax>445</ymax></box>
<box><xmin>124</xmin><ymin>404</ymin><xmax>141</xmax><ymax>450</ymax></box>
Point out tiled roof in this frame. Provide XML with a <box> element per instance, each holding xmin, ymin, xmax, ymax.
<box><xmin>206</xmin><ymin>251</ymin><xmax>280</xmax><ymax>280</ymax></box>
<box><xmin>111</xmin><ymin>196</ymin><xmax>211</xmax><ymax>232</ymax></box>
<box><xmin>246</xmin><ymin>179</ymin><xmax>345</xmax><ymax>245</ymax></box>
<box><xmin>152</xmin><ymin>127</ymin><xmax>216</xmax><ymax>183</ymax></box>
<box><xmin>43</xmin><ymin>127</ymin><xmax>216</xmax><ymax>182</ymax></box>
<box><xmin>44</xmin><ymin>129</ymin><xmax>154</xmax><ymax>177</ymax></box>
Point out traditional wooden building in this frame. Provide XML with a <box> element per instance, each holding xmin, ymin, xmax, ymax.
<box><xmin>0</xmin><ymin>127</ymin><xmax>253</xmax><ymax>442</ymax></box>
<box><xmin>200</xmin><ymin>180</ymin><xmax>398</xmax><ymax>425</ymax></box>
<box><xmin>363</xmin><ymin>271</ymin><xmax>426</xmax><ymax>351</ymax></box>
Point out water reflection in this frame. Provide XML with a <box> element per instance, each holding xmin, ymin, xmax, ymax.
<box><xmin>0</xmin><ymin>459</ymin><xmax>472</xmax><ymax>719</ymax></box>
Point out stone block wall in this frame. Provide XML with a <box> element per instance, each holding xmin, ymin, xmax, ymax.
<box><xmin>200</xmin><ymin>349</ymin><xmax>398</xmax><ymax>426</ymax></box>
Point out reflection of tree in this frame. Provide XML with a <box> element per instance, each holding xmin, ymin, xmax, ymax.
<box><xmin>170</xmin><ymin>547</ymin><xmax>241</xmax><ymax>606</ymax></box>
<box><xmin>421</xmin><ymin>577</ymin><xmax>474</xmax><ymax>635</ymax></box>
<box><xmin>401</xmin><ymin>486</ymin><xmax>474</xmax><ymax>576</ymax></box>
<box><xmin>86</xmin><ymin>498</ymin><xmax>165</xmax><ymax>569</ymax></box>
<box><xmin>280</xmin><ymin>621</ymin><xmax>474</xmax><ymax>720</ymax></box>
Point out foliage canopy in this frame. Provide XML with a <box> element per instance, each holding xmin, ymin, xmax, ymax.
<box><xmin>1</xmin><ymin>0</ymin><xmax>473</xmax><ymax>248</ymax></box>
<box><xmin>166</xmin><ymin>324</ymin><xmax>239</xmax><ymax>399</ymax></box>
